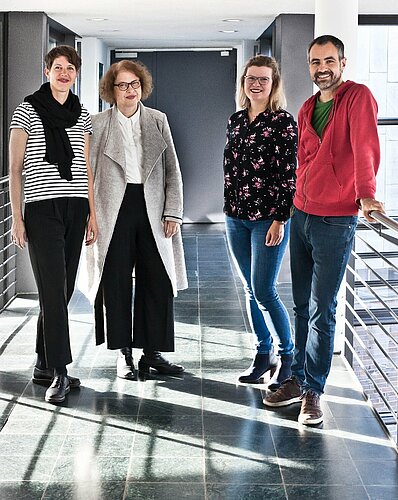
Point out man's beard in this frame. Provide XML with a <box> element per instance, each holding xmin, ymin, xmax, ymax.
<box><xmin>314</xmin><ymin>70</ymin><xmax>342</xmax><ymax>91</ymax></box>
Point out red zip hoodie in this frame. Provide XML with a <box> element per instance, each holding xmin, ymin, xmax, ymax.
<box><xmin>294</xmin><ymin>80</ymin><xmax>380</xmax><ymax>216</ymax></box>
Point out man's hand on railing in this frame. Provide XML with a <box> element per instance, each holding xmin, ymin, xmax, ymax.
<box><xmin>360</xmin><ymin>197</ymin><xmax>386</xmax><ymax>222</ymax></box>
<box><xmin>11</xmin><ymin>217</ymin><xmax>27</xmax><ymax>249</ymax></box>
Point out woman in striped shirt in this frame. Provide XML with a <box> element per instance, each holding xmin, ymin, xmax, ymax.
<box><xmin>9</xmin><ymin>45</ymin><xmax>98</xmax><ymax>404</ymax></box>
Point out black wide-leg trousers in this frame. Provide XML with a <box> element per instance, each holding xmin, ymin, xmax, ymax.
<box><xmin>24</xmin><ymin>197</ymin><xmax>89</xmax><ymax>368</ymax></box>
<box><xmin>95</xmin><ymin>184</ymin><xmax>175</xmax><ymax>352</ymax></box>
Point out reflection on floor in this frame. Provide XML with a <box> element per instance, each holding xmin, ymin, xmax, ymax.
<box><xmin>0</xmin><ymin>224</ymin><xmax>397</xmax><ymax>499</ymax></box>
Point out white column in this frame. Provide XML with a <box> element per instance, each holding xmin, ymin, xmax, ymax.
<box><xmin>314</xmin><ymin>0</ymin><xmax>359</xmax><ymax>352</ymax></box>
<box><xmin>235</xmin><ymin>40</ymin><xmax>258</xmax><ymax>110</ymax></box>
<box><xmin>314</xmin><ymin>0</ymin><xmax>359</xmax><ymax>80</ymax></box>
<box><xmin>80</xmin><ymin>37</ymin><xmax>109</xmax><ymax>114</ymax></box>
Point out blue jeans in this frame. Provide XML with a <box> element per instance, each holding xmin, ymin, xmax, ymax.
<box><xmin>225</xmin><ymin>216</ymin><xmax>294</xmax><ymax>356</ymax></box>
<box><xmin>290</xmin><ymin>208</ymin><xmax>357</xmax><ymax>394</ymax></box>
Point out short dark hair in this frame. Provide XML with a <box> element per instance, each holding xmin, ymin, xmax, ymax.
<box><xmin>308</xmin><ymin>35</ymin><xmax>345</xmax><ymax>61</ymax></box>
<box><xmin>99</xmin><ymin>60</ymin><xmax>153</xmax><ymax>105</ymax></box>
<box><xmin>45</xmin><ymin>45</ymin><xmax>82</xmax><ymax>71</ymax></box>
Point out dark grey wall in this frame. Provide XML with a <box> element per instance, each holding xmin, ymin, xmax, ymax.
<box><xmin>7</xmin><ymin>13</ymin><xmax>47</xmax><ymax>126</ymax></box>
<box><xmin>7</xmin><ymin>12</ymin><xmax>48</xmax><ymax>293</ymax></box>
<box><xmin>112</xmin><ymin>50</ymin><xmax>237</xmax><ymax>222</ymax></box>
<box><xmin>273</xmin><ymin>14</ymin><xmax>314</xmax><ymax>120</ymax></box>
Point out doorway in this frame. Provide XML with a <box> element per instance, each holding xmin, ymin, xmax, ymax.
<box><xmin>111</xmin><ymin>49</ymin><xmax>237</xmax><ymax>222</ymax></box>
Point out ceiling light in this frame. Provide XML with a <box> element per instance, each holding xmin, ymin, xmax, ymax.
<box><xmin>219</xmin><ymin>30</ymin><xmax>238</xmax><ymax>33</ymax></box>
<box><xmin>86</xmin><ymin>18</ymin><xmax>108</xmax><ymax>22</ymax></box>
<box><xmin>222</xmin><ymin>19</ymin><xmax>242</xmax><ymax>23</ymax></box>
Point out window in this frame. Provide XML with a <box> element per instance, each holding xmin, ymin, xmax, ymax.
<box><xmin>358</xmin><ymin>23</ymin><xmax>398</xmax><ymax>215</ymax></box>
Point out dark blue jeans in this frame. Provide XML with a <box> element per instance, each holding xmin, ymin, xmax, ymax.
<box><xmin>225</xmin><ymin>216</ymin><xmax>294</xmax><ymax>355</ymax></box>
<box><xmin>290</xmin><ymin>208</ymin><xmax>357</xmax><ymax>394</ymax></box>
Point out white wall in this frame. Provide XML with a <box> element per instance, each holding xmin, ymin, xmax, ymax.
<box><xmin>234</xmin><ymin>40</ymin><xmax>258</xmax><ymax>110</ymax></box>
<box><xmin>80</xmin><ymin>37</ymin><xmax>109</xmax><ymax>114</ymax></box>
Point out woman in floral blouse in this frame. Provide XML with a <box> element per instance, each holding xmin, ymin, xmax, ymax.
<box><xmin>224</xmin><ymin>55</ymin><xmax>297</xmax><ymax>388</ymax></box>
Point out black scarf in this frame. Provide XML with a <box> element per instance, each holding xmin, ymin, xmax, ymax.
<box><xmin>24</xmin><ymin>82</ymin><xmax>82</xmax><ymax>181</ymax></box>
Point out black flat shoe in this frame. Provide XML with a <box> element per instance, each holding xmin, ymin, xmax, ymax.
<box><xmin>45</xmin><ymin>374</ymin><xmax>70</xmax><ymax>403</ymax></box>
<box><xmin>138</xmin><ymin>352</ymin><xmax>185</xmax><ymax>375</ymax></box>
<box><xmin>32</xmin><ymin>366</ymin><xmax>80</xmax><ymax>388</ymax></box>
<box><xmin>117</xmin><ymin>348</ymin><xmax>136</xmax><ymax>380</ymax></box>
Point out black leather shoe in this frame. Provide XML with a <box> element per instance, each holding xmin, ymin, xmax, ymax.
<box><xmin>138</xmin><ymin>351</ymin><xmax>185</xmax><ymax>375</ymax></box>
<box><xmin>45</xmin><ymin>374</ymin><xmax>70</xmax><ymax>403</ymax></box>
<box><xmin>32</xmin><ymin>366</ymin><xmax>80</xmax><ymax>388</ymax></box>
<box><xmin>117</xmin><ymin>348</ymin><xmax>136</xmax><ymax>380</ymax></box>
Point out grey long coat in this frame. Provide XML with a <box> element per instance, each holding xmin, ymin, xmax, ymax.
<box><xmin>81</xmin><ymin>103</ymin><xmax>188</xmax><ymax>305</ymax></box>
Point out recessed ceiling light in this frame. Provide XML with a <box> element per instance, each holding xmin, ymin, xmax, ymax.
<box><xmin>86</xmin><ymin>18</ymin><xmax>108</xmax><ymax>22</ymax></box>
<box><xmin>219</xmin><ymin>30</ymin><xmax>238</xmax><ymax>33</ymax></box>
<box><xmin>222</xmin><ymin>19</ymin><xmax>242</xmax><ymax>23</ymax></box>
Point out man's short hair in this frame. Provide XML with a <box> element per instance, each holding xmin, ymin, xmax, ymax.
<box><xmin>308</xmin><ymin>35</ymin><xmax>345</xmax><ymax>61</ymax></box>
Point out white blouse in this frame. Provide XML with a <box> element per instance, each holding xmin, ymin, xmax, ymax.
<box><xmin>117</xmin><ymin>107</ymin><xmax>143</xmax><ymax>183</ymax></box>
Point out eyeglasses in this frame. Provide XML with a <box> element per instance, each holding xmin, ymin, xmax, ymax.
<box><xmin>113</xmin><ymin>80</ymin><xmax>141</xmax><ymax>91</ymax></box>
<box><xmin>244</xmin><ymin>76</ymin><xmax>271</xmax><ymax>86</ymax></box>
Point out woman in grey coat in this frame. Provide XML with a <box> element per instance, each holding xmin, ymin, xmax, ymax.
<box><xmin>85</xmin><ymin>59</ymin><xmax>188</xmax><ymax>379</ymax></box>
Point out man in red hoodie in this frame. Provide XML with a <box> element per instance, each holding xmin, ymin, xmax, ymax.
<box><xmin>264</xmin><ymin>35</ymin><xmax>384</xmax><ymax>424</ymax></box>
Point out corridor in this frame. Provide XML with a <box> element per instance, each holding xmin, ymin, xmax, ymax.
<box><xmin>0</xmin><ymin>224</ymin><xmax>397</xmax><ymax>499</ymax></box>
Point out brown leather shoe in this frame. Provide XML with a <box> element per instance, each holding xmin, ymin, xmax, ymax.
<box><xmin>298</xmin><ymin>390</ymin><xmax>323</xmax><ymax>425</ymax></box>
<box><xmin>263</xmin><ymin>377</ymin><xmax>301</xmax><ymax>407</ymax></box>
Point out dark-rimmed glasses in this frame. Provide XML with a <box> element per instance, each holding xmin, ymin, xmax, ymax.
<box><xmin>113</xmin><ymin>80</ymin><xmax>141</xmax><ymax>91</ymax></box>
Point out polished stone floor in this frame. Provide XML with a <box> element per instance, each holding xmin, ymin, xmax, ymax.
<box><xmin>0</xmin><ymin>224</ymin><xmax>397</xmax><ymax>499</ymax></box>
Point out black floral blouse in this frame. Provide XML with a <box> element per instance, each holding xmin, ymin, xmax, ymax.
<box><xmin>223</xmin><ymin>108</ymin><xmax>297</xmax><ymax>222</ymax></box>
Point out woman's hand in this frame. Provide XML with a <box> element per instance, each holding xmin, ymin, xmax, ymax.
<box><xmin>11</xmin><ymin>217</ymin><xmax>27</xmax><ymax>249</ymax></box>
<box><xmin>265</xmin><ymin>221</ymin><xmax>285</xmax><ymax>247</ymax></box>
<box><xmin>85</xmin><ymin>215</ymin><xmax>99</xmax><ymax>246</ymax></box>
<box><xmin>163</xmin><ymin>220</ymin><xmax>180</xmax><ymax>239</ymax></box>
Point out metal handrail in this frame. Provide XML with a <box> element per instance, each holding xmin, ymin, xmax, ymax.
<box><xmin>368</xmin><ymin>210</ymin><xmax>398</xmax><ymax>232</ymax></box>
<box><xmin>345</xmin><ymin>209</ymin><xmax>398</xmax><ymax>444</ymax></box>
<box><xmin>0</xmin><ymin>176</ymin><xmax>17</xmax><ymax>311</ymax></box>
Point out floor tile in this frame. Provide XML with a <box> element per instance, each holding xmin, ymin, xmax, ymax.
<box><xmin>366</xmin><ymin>485</ymin><xmax>398</xmax><ymax>500</ymax></box>
<box><xmin>132</xmin><ymin>432</ymin><xmax>204</xmax><ymax>457</ymax></box>
<box><xmin>42</xmin><ymin>480</ymin><xmax>126</xmax><ymax>499</ymax></box>
<box><xmin>0</xmin><ymin>433</ymin><xmax>66</xmax><ymax>456</ymax></box>
<box><xmin>204</xmin><ymin>433</ymin><xmax>276</xmax><ymax>459</ymax></box>
<box><xmin>355</xmin><ymin>460</ymin><xmax>398</xmax><ymax>486</ymax></box>
<box><xmin>286</xmin><ymin>485</ymin><xmax>368</xmax><ymax>500</ymax></box>
<box><xmin>205</xmin><ymin>456</ymin><xmax>282</xmax><ymax>484</ymax></box>
<box><xmin>50</xmin><ymin>455</ymin><xmax>130</xmax><ymax>482</ymax></box>
<box><xmin>0</xmin><ymin>454</ymin><xmax>56</xmax><ymax>481</ymax></box>
<box><xmin>136</xmin><ymin>415</ymin><xmax>203</xmax><ymax>436</ymax></box>
<box><xmin>273</xmin><ymin>433</ymin><xmax>351</xmax><ymax>460</ymax></box>
<box><xmin>344</xmin><ymin>437</ymin><xmax>398</xmax><ymax>460</ymax></box>
<box><xmin>206</xmin><ymin>483</ymin><xmax>286</xmax><ymax>500</ymax></box>
<box><xmin>0</xmin><ymin>481</ymin><xmax>46</xmax><ymax>500</ymax></box>
<box><xmin>125</xmin><ymin>481</ymin><xmax>205</xmax><ymax>499</ymax></box>
<box><xmin>279</xmin><ymin>458</ymin><xmax>362</xmax><ymax>485</ymax></box>
<box><xmin>61</xmin><ymin>432</ymin><xmax>134</xmax><ymax>457</ymax></box>
<box><xmin>127</xmin><ymin>457</ymin><xmax>204</xmax><ymax>482</ymax></box>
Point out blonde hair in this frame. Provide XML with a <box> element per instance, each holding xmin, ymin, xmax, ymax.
<box><xmin>238</xmin><ymin>55</ymin><xmax>286</xmax><ymax>112</ymax></box>
<box><xmin>99</xmin><ymin>59</ymin><xmax>153</xmax><ymax>105</ymax></box>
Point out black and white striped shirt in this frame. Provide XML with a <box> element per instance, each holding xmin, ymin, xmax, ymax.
<box><xmin>10</xmin><ymin>102</ymin><xmax>92</xmax><ymax>203</ymax></box>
